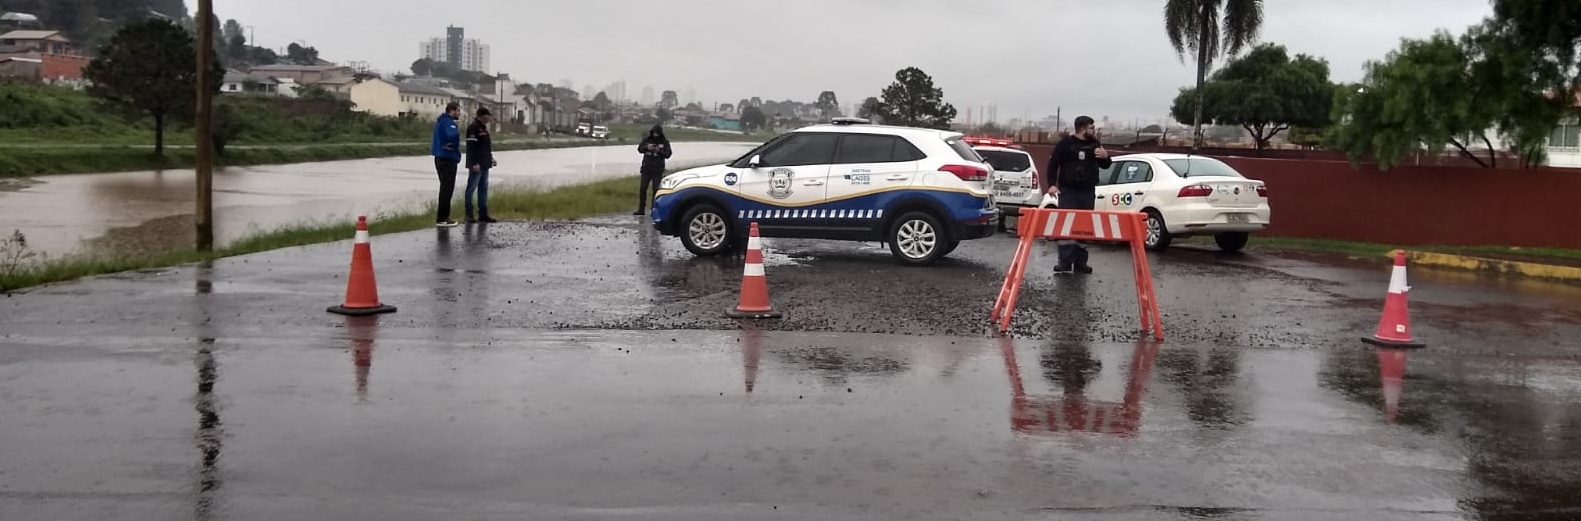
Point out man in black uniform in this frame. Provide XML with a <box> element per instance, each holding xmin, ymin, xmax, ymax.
<box><xmin>1043</xmin><ymin>116</ymin><xmax>1111</xmax><ymax>274</ymax></box>
<box><xmin>634</xmin><ymin>124</ymin><xmax>672</xmax><ymax>215</ymax></box>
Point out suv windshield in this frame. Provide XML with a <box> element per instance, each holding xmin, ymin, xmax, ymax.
<box><xmin>975</xmin><ymin>149</ymin><xmax>1031</xmax><ymax>172</ymax></box>
<box><xmin>730</xmin><ymin>134</ymin><xmax>792</xmax><ymax>167</ymax></box>
<box><xmin>947</xmin><ymin>139</ymin><xmax>982</xmax><ymax>162</ymax></box>
<box><xmin>1163</xmin><ymin>157</ymin><xmax>1243</xmax><ymax>178</ymax></box>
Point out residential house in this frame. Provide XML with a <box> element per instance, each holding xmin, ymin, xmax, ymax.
<box><xmin>220</xmin><ymin>70</ymin><xmax>302</xmax><ymax>97</ymax></box>
<box><xmin>349</xmin><ymin>78</ymin><xmax>454</xmax><ymax>118</ymax></box>
<box><xmin>1549</xmin><ymin>117</ymin><xmax>1581</xmax><ymax>168</ymax></box>
<box><xmin>0</xmin><ymin>29</ymin><xmax>85</xmax><ymax>80</ymax></box>
<box><xmin>0</xmin><ymin>55</ymin><xmax>39</xmax><ymax>79</ymax></box>
<box><xmin>245</xmin><ymin>64</ymin><xmax>353</xmax><ymax>86</ymax></box>
<box><xmin>0</xmin><ymin>30</ymin><xmax>75</xmax><ymax>55</ymax></box>
<box><xmin>312</xmin><ymin>75</ymin><xmax>358</xmax><ymax>97</ymax></box>
<box><xmin>0</xmin><ymin>12</ymin><xmax>42</xmax><ymax>30</ymax></box>
<box><xmin>439</xmin><ymin>87</ymin><xmax>481</xmax><ymax>118</ymax></box>
<box><xmin>709</xmin><ymin>113</ymin><xmax>741</xmax><ymax>131</ymax></box>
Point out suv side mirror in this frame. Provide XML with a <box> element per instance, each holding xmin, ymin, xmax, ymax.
<box><xmin>748</xmin><ymin>154</ymin><xmax>762</xmax><ymax>168</ymax></box>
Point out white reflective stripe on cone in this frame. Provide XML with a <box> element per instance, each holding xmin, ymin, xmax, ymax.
<box><xmin>747</xmin><ymin>236</ymin><xmax>762</xmax><ymax>250</ymax></box>
<box><xmin>1043</xmin><ymin>212</ymin><xmax>1060</xmax><ymax>237</ymax></box>
<box><xmin>1059</xmin><ymin>213</ymin><xmax>1076</xmax><ymax>237</ymax></box>
<box><xmin>1108</xmin><ymin>214</ymin><xmax>1123</xmax><ymax>239</ymax></box>
<box><xmin>1090</xmin><ymin>214</ymin><xmax>1106</xmax><ymax>239</ymax></box>
<box><xmin>744</xmin><ymin>264</ymin><xmax>765</xmax><ymax>277</ymax></box>
<box><xmin>354</xmin><ymin>230</ymin><xmax>370</xmax><ymax>243</ymax></box>
<box><xmin>1388</xmin><ymin>266</ymin><xmax>1410</xmax><ymax>294</ymax></box>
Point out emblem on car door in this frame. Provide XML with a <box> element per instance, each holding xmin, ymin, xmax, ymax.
<box><xmin>768</xmin><ymin>168</ymin><xmax>795</xmax><ymax>199</ymax></box>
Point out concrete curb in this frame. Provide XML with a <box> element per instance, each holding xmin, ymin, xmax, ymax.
<box><xmin>1386</xmin><ymin>249</ymin><xmax>1581</xmax><ymax>283</ymax></box>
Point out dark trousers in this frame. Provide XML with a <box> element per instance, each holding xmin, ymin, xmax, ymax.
<box><xmin>637</xmin><ymin>171</ymin><xmax>660</xmax><ymax>213</ymax></box>
<box><xmin>435</xmin><ymin>158</ymin><xmax>459</xmax><ymax>222</ymax></box>
<box><xmin>465</xmin><ymin>166</ymin><xmax>490</xmax><ymax>219</ymax></box>
<box><xmin>1056</xmin><ymin>187</ymin><xmax>1096</xmax><ymax>268</ymax></box>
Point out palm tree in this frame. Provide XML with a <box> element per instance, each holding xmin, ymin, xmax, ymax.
<box><xmin>1165</xmin><ymin>0</ymin><xmax>1264</xmax><ymax>149</ymax></box>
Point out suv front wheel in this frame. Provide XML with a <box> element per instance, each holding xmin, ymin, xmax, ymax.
<box><xmin>888</xmin><ymin>211</ymin><xmax>949</xmax><ymax>266</ymax></box>
<box><xmin>679</xmin><ymin>204</ymin><xmax>733</xmax><ymax>256</ymax></box>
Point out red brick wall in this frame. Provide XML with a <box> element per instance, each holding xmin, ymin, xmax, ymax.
<box><xmin>1019</xmin><ymin>144</ymin><xmax>1581</xmax><ymax>249</ymax></box>
<box><xmin>40</xmin><ymin>54</ymin><xmax>88</xmax><ymax>80</ymax></box>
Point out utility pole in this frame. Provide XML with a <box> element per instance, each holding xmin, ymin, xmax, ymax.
<box><xmin>195</xmin><ymin>0</ymin><xmax>215</xmax><ymax>251</ymax></box>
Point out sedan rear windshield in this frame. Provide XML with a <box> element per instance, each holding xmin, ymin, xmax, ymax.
<box><xmin>1162</xmin><ymin>157</ymin><xmax>1244</xmax><ymax>178</ymax></box>
<box><xmin>975</xmin><ymin>149</ymin><xmax>1032</xmax><ymax>172</ymax></box>
<box><xmin>946</xmin><ymin>139</ymin><xmax>983</xmax><ymax>162</ymax></box>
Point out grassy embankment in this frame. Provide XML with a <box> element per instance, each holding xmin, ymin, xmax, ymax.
<box><xmin>1181</xmin><ymin>236</ymin><xmax>1581</xmax><ymax>266</ymax></box>
<box><xmin>0</xmin><ymin>175</ymin><xmax>644</xmax><ymax>292</ymax></box>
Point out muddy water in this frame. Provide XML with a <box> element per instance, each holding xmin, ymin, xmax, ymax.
<box><xmin>0</xmin><ymin>142</ymin><xmax>753</xmax><ymax>258</ymax></box>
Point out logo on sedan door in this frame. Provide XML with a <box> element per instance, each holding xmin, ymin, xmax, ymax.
<box><xmin>724</xmin><ymin>172</ymin><xmax>738</xmax><ymax>186</ymax></box>
<box><xmin>767</xmin><ymin>168</ymin><xmax>795</xmax><ymax>199</ymax></box>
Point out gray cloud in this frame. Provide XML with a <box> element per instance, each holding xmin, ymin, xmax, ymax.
<box><xmin>202</xmin><ymin>0</ymin><xmax>1494</xmax><ymax>124</ymax></box>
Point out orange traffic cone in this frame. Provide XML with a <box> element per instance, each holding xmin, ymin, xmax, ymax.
<box><xmin>1363</xmin><ymin>250</ymin><xmax>1422</xmax><ymax>348</ymax></box>
<box><xmin>327</xmin><ymin>215</ymin><xmax>398</xmax><ymax>316</ymax></box>
<box><xmin>726</xmin><ymin>222</ymin><xmax>782</xmax><ymax>319</ymax></box>
<box><xmin>1377</xmin><ymin>349</ymin><xmax>1407</xmax><ymax>423</ymax></box>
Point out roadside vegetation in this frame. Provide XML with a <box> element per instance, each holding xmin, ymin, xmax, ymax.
<box><xmin>1178</xmin><ymin>236</ymin><xmax>1581</xmax><ymax>266</ymax></box>
<box><xmin>0</xmin><ymin>176</ymin><xmax>646</xmax><ymax>292</ymax></box>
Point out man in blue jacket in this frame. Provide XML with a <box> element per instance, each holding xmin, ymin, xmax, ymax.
<box><xmin>430</xmin><ymin>102</ymin><xmax>463</xmax><ymax>227</ymax></box>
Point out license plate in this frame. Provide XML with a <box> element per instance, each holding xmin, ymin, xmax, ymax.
<box><xmin>993</xmin><ymin>181</ymin><xmax>1017</xmax><ymax>191</ymax></box>
<box><xmin>1226</xmin><ymin>213</ymin><xmax>1250</xmax><ymax>224</ymax></box>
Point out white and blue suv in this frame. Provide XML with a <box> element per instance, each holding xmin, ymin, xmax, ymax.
<box><xmin>651</xmin><ymin>118</ymin><xmax>1000</xmax><ymax>265</ymax></box>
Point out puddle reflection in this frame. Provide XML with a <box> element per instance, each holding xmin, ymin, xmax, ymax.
<box><xmin>1001</xmin><ymin>336</ymin><xmax>1161</xmax><ymax>437</ymax></box>
<box><xmin>345</xmin><ymin>315</ymin><xmax>381</xmax><ymax>401</ymax></box>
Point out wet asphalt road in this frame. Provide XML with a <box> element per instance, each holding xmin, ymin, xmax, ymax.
<box><xmin>3</xmin><ymin>217</ymin><xmax>1581</xmax><ymax>520</ymax></box>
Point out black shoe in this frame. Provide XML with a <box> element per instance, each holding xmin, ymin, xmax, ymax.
<box><xmin>633</xmin><ymin>210</ymin><xmax>645</xmax><ymax>215</ymax></box>
<box><xmin>465</xmin><ymin>217</ymin><xmax>477</xmax><ymax>224</ymax></box>
<box><xmin>1053</xmin><ymin>264</ymin><xmax>1073</xmax><ymax>274</ymax></box>
<box><xmin>1075</xmin><ymin>265</ymin><xmax>1094</xmax><ymax>274</ymax></box>
<box><xmin>479</xmin><ymin>216</ymin><xmax>498</xmax><ymax>223</ymax></box>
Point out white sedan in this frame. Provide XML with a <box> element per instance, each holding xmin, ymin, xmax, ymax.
<box><xmin>1050</xmin><ymin>153</ymin><xmax>1270</xmax><ymax>252</ymax></box>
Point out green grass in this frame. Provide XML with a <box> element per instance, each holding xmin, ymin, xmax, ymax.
<box><xmin>0</xmin><ymin>176</ymin><xmax>646</xmax><ymax>292</ymax></box>
<box><xmin>1191</xmin><ymin>236</ymin><xmax>1581</xmax><ymax>264</ymax></box>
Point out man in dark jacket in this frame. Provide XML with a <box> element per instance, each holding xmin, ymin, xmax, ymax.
<box><xmin>635</xmin><ymin>124</ymin><xmax>672</xmax><ymax>215</ymax></box>
<box><xmin>464</xmin><ymin>108</ymin><xmax>498</xmax><ymax>223</ymax></box>
<box><xmin>1044</xmin><ymin>116</ymin><xmax>1111</xmax><ymax>274</ymax></box>
<box><xmin>430</xmin><ymin>102</ymin><xmax>463</xmax><ymax>227</ymax></box>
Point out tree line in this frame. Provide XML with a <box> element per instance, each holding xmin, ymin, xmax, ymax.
<box><xmin>1161</xmin><ymin>0</ymin><xmax>1581</xmax><ymax>169</ymax></box>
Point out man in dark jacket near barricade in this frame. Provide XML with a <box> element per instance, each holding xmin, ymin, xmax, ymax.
<box><xmin>635</xmin><ymin>124</ymin><xmax>672</xmax><ymax>215</ymax></box>
<box><xmin>465</xmin><ymin>108</ymin><xmax>497</xmax><ymax>223</ymax></box>
<box><xmin>1044</xmin><ymin>115</ymin><xmax>1111</xmax><ymax>274</ymax></box>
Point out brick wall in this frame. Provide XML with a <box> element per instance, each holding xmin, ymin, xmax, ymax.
<box><xmin>1019</xmin><ymin>144</ymin><xmax>1581</xmax><ymax>249</ymax></box>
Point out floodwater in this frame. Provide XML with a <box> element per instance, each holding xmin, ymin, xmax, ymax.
<box><xmin>0</xmin><ymin>142</ymin><xmax>753</xmax><ymax>258</ymax></box>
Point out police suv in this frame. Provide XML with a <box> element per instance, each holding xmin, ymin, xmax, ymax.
<box><xmin>650</xmin><ymin>118</ymin><xmax>1000</xmax><ymax>265</ymax></box>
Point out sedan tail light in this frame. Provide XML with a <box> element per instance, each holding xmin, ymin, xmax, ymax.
<box><xmin>941</xmin><ymin>164</ymin><xmax>990</xmax><ymax>182</ymax></box>
<box><xmin>1177</xmin><ymin>184</ymin><xmax>1213</xmax><ymax>197</ymax></box>
<box><xmin>1256</xmin><ymin>185</ymin><xmax>1268</xmax><ymax>197</ymax></box>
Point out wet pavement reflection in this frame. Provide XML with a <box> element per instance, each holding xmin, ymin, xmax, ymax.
<box><xmin>1002</xmin><ymin>336</ymin><xmax>1160</xmax><ymax>437</ymax></box>
<box><xmin>4</xmin><ymin>220</ymin><xmax>1581</xmax><ymax>519</ymax></box>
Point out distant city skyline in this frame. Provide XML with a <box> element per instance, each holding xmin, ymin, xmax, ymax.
<box><xmin>416</xmin><ymin>25</ymin><xmax>488</xmax><ymax>73</ymax></box>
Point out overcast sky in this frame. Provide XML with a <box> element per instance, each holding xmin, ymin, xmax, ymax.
<box><xmin>197</xmin><ymin>0</ymin><xmax>1494</xmax><ymax>125</ymax></box>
